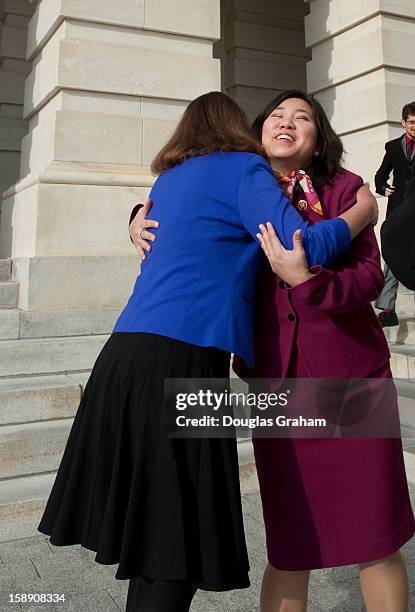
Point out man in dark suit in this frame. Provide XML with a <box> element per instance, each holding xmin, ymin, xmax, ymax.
<box><xmin>381</xmin><ymin>167</ymin><xmax>415</xmax><ymax>291</ymax></box>
<box><xmin>375</xmin><ymin>101</ymin><xmax>415</xmax><ymax>327</ymax></box>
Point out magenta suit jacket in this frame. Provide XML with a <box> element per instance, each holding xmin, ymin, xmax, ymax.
<box><xmin>234</xmin><ymin>169</ymin><xmax>390</xmax><ymax>379</ymax></box>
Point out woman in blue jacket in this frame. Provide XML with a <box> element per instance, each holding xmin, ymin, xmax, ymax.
<box><xmin>37</xmin><ymin>92</ymin><xmax>376</xmax><ymax>612</ymax></box>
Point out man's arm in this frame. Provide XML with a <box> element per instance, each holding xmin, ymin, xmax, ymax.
<box><xmin>375</xmin><ymin>143</ymin><xmax>394</xmax><ymax>196</ymax></box>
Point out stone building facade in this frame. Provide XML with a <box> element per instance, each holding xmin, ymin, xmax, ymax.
<box><xmin>1</xmin><ymin>0</ymin><xmax>414</xmax><ymax>327</ymax></box>
<box><xmin>0</xmin><ymin>0</ymin><xmax>414</xmax><ymax>540</ymax></box>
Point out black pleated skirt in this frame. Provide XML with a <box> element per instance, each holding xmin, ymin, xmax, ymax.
<box><xmin>37</xmin><ymin>332</ymin><xmax>250</xmax><ymax>591</ymax></box>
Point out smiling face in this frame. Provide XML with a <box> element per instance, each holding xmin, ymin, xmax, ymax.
<box><xmin>261</xmin><ymin>97</ymin><xmax>319</xmax><ymax>173</ymax></box>
<box><xmin>402</xmin><ymin>114</ymin><xmax>415</xmax><ymax>140</ymax></box>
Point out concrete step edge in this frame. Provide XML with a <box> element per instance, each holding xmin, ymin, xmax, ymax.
<box><xmin>395</xmin><ymin>378</ymin><xmax>415</xmax><ymax>399</ymax></box>
<box><xmin>0</xmin><ymin>437</ymin><xmax>256</xmax><ymax>507</ymax></box>
<box><xmin>0</xmin><ymin>335</ymin><xmax>108</xmax><ymax>377</ymax></box>
<box><xmin>0</xmin><ymin>333</ymin><xmax>109</xmax><ymax>348</ymax></box>
<box><xmin>0</xmin><ymin>417</ymin><xmax>74</xmax><ymax>436</ymax></box>
<box><xmin>0</xmin><ymin>420</ymin><xmax>73</xmax><ymax>479</ymax></box>
<box><xmin>0</xmin><ymin>372</ymin><xmax>87</xmax><ymax>393</ymax></box>
<box><xmin>389</xmin><ymin>343</ymin><xmax>415</xmax><ymax>356</ymax></box>
<box><xmin>0</xmin><ymin>372</ymin><xmax>90</xmax><ymax>426</ymax></box>
<box><xmin>0</xmin><ymin>450</ymin><xmax>411</xmax><ymax>516</ymax></box>
<box><xmin>0</xmin><ymin>472</ymin><xmax>56</xmax><ymax>506</ymax></box>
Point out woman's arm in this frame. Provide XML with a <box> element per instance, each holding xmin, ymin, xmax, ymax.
<box><xmin>289</xmin><ymin>225</ymin><xmax>384</xmax><ymax>313</ymax></box>
<box><xmin>258</xmin><ymin>172</ymin><xmax>384</xmax><ymax>313</ymax></box>
<box><xmin>339</xmin><ymin>183</ymin><xmax>378</xmax><ymax>237</ymax></box>
<box><xmin>129</xmin><ymin>157</ymin><xmax>377</xmax><ymax>267</ymax></box>
<box><xmin>237</xmin><ymin>156</ymin><xmax>376</xmax><ymax>268</ymax></box>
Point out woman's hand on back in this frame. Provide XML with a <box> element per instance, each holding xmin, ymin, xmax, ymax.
<box><xmin>257</xmin><ymin>224</ymin><xmax>313</xmax><ymax>286</ymax></box>
<box><xmin>129</xmin><ymin>199</ymin><xmax>159</xmax><ymax>261</ymax></box>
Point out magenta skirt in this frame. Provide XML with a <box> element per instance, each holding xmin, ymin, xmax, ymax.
<box><xmin>253</xmin><ymin>347</ymin><xmax>415</xmax><ymax>570</ymax></box>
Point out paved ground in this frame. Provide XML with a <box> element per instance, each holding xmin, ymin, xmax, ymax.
<box><xmin>0</xmin><ymin>484</ymin><xmax>414</xmax><ymax>612</ymax></box>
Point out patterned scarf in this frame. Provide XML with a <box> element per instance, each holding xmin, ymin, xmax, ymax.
<box><xmin>275</xmin><ymin>169</ymin><xmax>323</xmax><ymax>216</ymax></box>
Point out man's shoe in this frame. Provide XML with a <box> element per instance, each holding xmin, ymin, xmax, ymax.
<box><xmin>377</xmin><ymin>311</ymin><xmax>399</xmax><ymax>327</ymax></box>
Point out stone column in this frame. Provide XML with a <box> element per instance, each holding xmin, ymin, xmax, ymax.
<box><xmin>219</xmin><ymin>0</ymin><xmax>310</xmax><ymax>121</ymax></box>
<box><xmin>0</xmin><ymin>0</ymin><xmax>220</xmax><ymax>338</ymax></box>
<box><xmin>0</xmin><ymin>0</ymin><xmax>33</xmax><ymax>198</ymax></box>
<box><xmin>305</xmin><ymin>0</ymin><xmax>415</xmax><ymax>227</ymax></box>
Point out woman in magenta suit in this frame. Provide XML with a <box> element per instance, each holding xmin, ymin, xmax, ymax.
<box><xmin>130</xmin><ymin>91</ymin><xmax>414</xmax><ymax>611</ymax></box>
<box><xmin>239</xmin><ymin>91</ymin><xmax>414</xmax><ymax>612</ymax></box>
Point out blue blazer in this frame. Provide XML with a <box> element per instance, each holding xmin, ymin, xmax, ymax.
<box><xmin>113</xmin><ymin>152</ymin><xmax>350</xmax><ymax>366</ymax></box>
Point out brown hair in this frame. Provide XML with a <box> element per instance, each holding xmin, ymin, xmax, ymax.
<box><xmin>402</xmin><ymin>102</ymin><xmax>415</xmax><ymax>121</ymax></box>
<box><xmin>151</xmin><ymin>91</ymin><xmax>264</xmax><ymax>175</ymax></box>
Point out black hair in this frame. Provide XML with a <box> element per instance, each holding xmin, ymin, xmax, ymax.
<box><xmin>252</xmin><ymin>89</ymin><xmax>344</xmax><ymax>195</ymax></box>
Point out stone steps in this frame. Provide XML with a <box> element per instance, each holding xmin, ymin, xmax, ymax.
<box><xmin>0</xmin><ymin>368</ymin><xmax>413</xmax><ymax>542</ymax></box>
<box><xmin>0</xmin><ymin>247</ymin><xmax>110</xmax><ymax>538</ymax></box>
<box><xmin>398</xmin><ymin>395</ymin><xmax>415</xmax><ymax>446</ymax></box>
<box><xmin>0</xmin><ymin>371</ymin><xmax>91</xmax><ymax>541</ymax></box>
<box><xmin>0</xmin><ymin>418</ymin><xmax>74</xmax><ymax>479</ymax></box>
<box><xmin>384</xmin><ymin>288</ymin><xmax>415</xmax><ymax>380</ymax></box>
<box><xmin>0</xmin><ymin>372</ymin><xmax>89</xmax><ymax>425</ymax></box>
<box><xmin>0</xmin><ymin>334</ymin><xmax>109</xmax><ymax>377</ymax></box>
<box><xmin>0</xmin><ymin>307</ymin><xmax>119</xmax><ymax>340</ymax></box>
<box><xmin>0</xmin><ymin>438</ymin><xmax>256</xmax><ymax>543</ymax></box>
<box><xmin>383</xmin><ymin>316</ymin><xmax>415</xmax><ymax>346</ymax></box>
<box><xmin>0</xmin><ymin>270</ymin><xmax>412</xmax><ymax>543</ymax></box>
<box><xmin>394</xmin><ymin>378</ymin><xmax>415</xmax><ymax>400</ymax></box>
<box><xmin>0</xmin><ymin>472</ymin><xmax>56</xmax><ymax>541</ymax></box>
<box><xmin>0</xmin><ymin>259</ymin><xmax>108</xmax><ymax>539</ymax></box>
<box><xmin>0</xmin><ymin>372</ymin><xmax>91</xmax><ymax>479</ymax></box>
<box><xmin>396</xmin><ymin>290</ymin><xmax>415</xmax><ymax>315</ymax></box>
<box><xmin>394</xmin><ymin>380</ymin><xmax>415</xmax><ymax>446</ymax></box>
<box><xmin>390</xmin><ymin>343</ymin><xmax>415</xmax><ymax>379</ymax></box>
